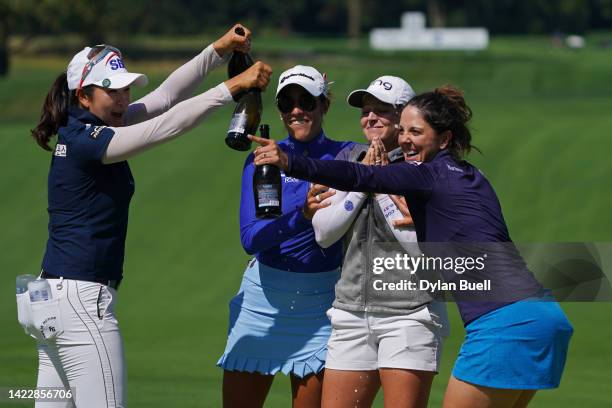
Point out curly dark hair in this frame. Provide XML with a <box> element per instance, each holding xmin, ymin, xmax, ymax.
<box><xmin>407</xmin><ymin>85</ymin><xmax>476</xmax><ymax>161</ymax></box>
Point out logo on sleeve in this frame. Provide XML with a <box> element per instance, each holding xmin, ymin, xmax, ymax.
<box><xmin>90</xmin><ymin>126</ymin><xmax>107</xmax><ymax>139</ymax></box>
<box><xmin>54</xmin><ymin>144</ymin><xmax>67</xmax><ymax>157</ymax></box>
<box><xmin>344</xmin><ymin>200</ymin><xmax>354</xmax><ymax>212</ymax></box>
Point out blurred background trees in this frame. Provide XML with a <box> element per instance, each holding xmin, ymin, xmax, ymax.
<box><xmin>2</xmin><ymin>0</ymin><xmax>612</xmax><ymax>75</ymax></box>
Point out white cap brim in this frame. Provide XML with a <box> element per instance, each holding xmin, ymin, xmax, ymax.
<box><xmin>90</xmin><ymin>72</ymin><xmax>148</xmax><ymax>89</ymax></box>
<box><xmin>347</xmin><ymin>89</ymin><xmax>393</xmax><ymax>108</ymax></box>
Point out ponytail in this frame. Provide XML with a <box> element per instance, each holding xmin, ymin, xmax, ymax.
<box><xmin>31</xmin><ymin>72</ymin><xmax>71</xmax><ymax>151</ymax></box>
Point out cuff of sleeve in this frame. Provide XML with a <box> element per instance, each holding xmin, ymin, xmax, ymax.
<box><xmin>206</xmin><ymin>43</ymin><xmax>230</xmax><ymax>69</ymax></box>
<box><xmin>216</xmin><ymin>83</ymin><xmax>234</xmax><ymax>103</ymax></box>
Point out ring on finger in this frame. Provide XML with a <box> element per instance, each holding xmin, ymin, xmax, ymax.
<box><xmin>316</xmin><ymin>194</ymin><xmax>321</xmax><ymax>202</ymax></box>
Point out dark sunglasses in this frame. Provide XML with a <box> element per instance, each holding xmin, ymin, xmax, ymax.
<box><xmin>78</xmin><ymin>44</ymin><xmax>122</xmax><ymax>89</ymax></box>
<box><xmin>277</xmin><ymin>93</ymin><xmax>318</xmax><ymax>114</ymax></box>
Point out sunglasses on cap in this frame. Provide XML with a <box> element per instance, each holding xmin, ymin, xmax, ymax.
<box><xmin>277</xmin><ymin>93</ymin><xmax>319</xmax><ymax>114</ymax></box>
<box><xmin>78</xmin><ymin>44</ymin><xmax>122</xmax><ymax>90</ymax></box>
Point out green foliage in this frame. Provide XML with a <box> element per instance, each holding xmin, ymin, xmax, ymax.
<box><xmin>1</xmin><ymin>34</ymin><xmax>611</xmax><ymax>406</ymax></box>
<box><xmin>4</xmin><ymin>0</ymin><xmax>612</xmax><ymax>37</ymax></box>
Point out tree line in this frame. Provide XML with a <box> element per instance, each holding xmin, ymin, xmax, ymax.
<box><xmin>2</xmin><ymin>0</ymin><xmax>612</xmax><ymax>75</ymax></box>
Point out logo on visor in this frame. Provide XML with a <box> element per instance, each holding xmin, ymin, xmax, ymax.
<box><xmin>371</xmin><ymin>79</ymin><xmax>392</xmax><ymax>90</ymax></box>
<box><xmin>102</xmin><ymin>79</ymin><xmax>111</xmax><ymax>87</ymax></box>
<box><xmin>108</xmin><ymin>58</ymin><xmax>125</xmax><ymax>71</ymax></box>
<box><xmin>280</xmin><ymin>72</ymin><xmax>315</xmax><ymax>83</ymax></box>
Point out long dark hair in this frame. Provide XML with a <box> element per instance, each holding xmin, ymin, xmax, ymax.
<box><xmin>30</xmin><ymin>73</ymin><xmax>94</xmax><ymax>151</ymax></box>
<box><xmin>407</xmin><ymin>85</ymin><xmax>478</xmax><ymax>161</ymax></box>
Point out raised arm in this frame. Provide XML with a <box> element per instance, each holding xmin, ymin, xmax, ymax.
<box><xmin>102</xmin><ymin>61</ymin><xmax>271</xmax><ymax>164</ymax></box>
<box><xmin>125</xmin><ymin>24</ymin><xmax>252</xmax><ymax>125</ymax></box>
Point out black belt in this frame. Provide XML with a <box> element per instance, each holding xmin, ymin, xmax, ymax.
<box><xmin>41</xmin><ymin>271</ymin><xmax>121</xmax><ymax>290</ymax></box>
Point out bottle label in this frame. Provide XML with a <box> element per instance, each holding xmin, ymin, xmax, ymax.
<box><xmin>257</xmin><ymin>184</ymin><xmax>280</xmax><ymax>207</ymax></box>
<box><xmin>228</xmin><ymin>112</ymin><xmax>248</xmax><ymax>134</ymax></box>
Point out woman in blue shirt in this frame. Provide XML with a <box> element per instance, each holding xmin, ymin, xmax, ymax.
<box><xmin>217</xmin><ymin>65</ymin><xmax>353</xmax><ymax>408</ymax></box>
<box><xmin>251</xmin><ymin>86</ymin><xmax>573</xmax><ymax>408</ymax></box>
<box><xmin>24</xmin><ymin>24</ymin><xmax>271</xmax><ymax>408</ymax></box>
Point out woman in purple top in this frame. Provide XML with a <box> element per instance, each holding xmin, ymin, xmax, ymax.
<box><xmin>218</xmin><ymin>65</ymin><xmax>353</xmax><ymax>408</ymax></box>
<box><xmin>251</xmin><ymin>86</ymin><xmax>573</xmax><ymax>408</ymax></box>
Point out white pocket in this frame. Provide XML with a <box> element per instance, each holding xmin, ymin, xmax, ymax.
<box><xmin>16</xmin><ymin>293</ymin><xmax>34</xmax><ymax>337</ymax></box>
<box><xmin>30</xmin><ymin>298</ymin><xmax>64</xmax><ymax>341</ymax></box>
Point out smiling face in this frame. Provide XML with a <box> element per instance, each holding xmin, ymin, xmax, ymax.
<box><xmin>398</xmin><ymin>105</ymin><xmax>450</xmax><ymax>163</ymax></box>
<box><xmin>78</xmin><ymin>86</ymin><xmax>131</xmax><ymax>127</ymax></box>
<box><xmin>277</xmin><ymin>85</ymin><xmax>327</xmax><ymax>142</ymax></box>
<box><xmin>360</xmin><ymin>94</ymin><xmax>400</xmax><ymax>150</ymax></box>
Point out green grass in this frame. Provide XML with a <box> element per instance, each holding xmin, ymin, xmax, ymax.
<box><xmin>1</xmin><ymin>34</ymin><xmax>612</xmax><ymax>407</ymax></box>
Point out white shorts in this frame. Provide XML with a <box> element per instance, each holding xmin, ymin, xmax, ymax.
<box><xmin>325</xmin><ymin>304</ymin><xmax>447</xmax><ymax>372</ymax></box>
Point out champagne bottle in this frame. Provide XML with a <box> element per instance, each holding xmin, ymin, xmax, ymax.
<box><xmin>226</xmin><ymin>92</ymin><xmax>262</xmax><ymax>151</ymax></box>
<box><xmin>253</xmin><ymin>124</ymin><xmax>282</xmax><ymax>218</ymax></box>
<box><xmin>225</xmin><ymin>26</ymin><xmax>262</xmax><ymax>151</ymax></box>
<box><xmin>227</xmin><ymin>27</ymin><xmax>254</xmax><ymax>82</ymax></box>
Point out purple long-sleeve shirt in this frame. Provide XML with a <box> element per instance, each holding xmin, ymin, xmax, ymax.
<box><xmin>240</xmin><ymin>131</ymin><xmax>353</xmax><ymax>272</ymax></box>
<box><xmin>286</xmin><ymin>149</ymin><xmax>543</xmax><ymax>324</ymax></box>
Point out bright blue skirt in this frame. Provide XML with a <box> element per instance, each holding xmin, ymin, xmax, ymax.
<box><xmin>217</xmin><ymin>259</ymin><xmax>340</xmax><ymax>378</ymax></box>
<box><xmin>452</xmin><ymin>293</ymin><xmax>573</xmax><ymax>389</ymax></box>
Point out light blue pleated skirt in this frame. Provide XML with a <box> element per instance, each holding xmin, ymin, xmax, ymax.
<box><xmin>453</xmin><ymin>292</ymin><xmax>573</xmax><ymax>389</ymax></box>
<box><xmin>217</xmin><ymin>259</ymin><xmax>340</xmax><ymax>378</ymax></box>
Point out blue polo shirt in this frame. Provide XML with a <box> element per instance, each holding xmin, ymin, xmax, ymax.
<box><xmin>286</xmin><ymin>149</ymin><xmax>543</xmax><ymax>323</ymax></box>
<box><xmin>240</xmin><ymin>131</ymin><xmax>353</xmax><ymax>272</ymax></box>
<box><xmin>42</xmin><ymin>107</ymin><xmax>134</xmax><ymax>281</ymax></box>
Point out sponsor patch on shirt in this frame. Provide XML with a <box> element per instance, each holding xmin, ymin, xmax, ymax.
<box><xmin>54</xmin><ymin>144</ymin><xmax>67</xmax><ymax>157</ymax></box>
<box><xmin>446</xmin><ymin>163</ymin><xmax>464</xmax><ymax>173</ymax></box>
<box><xmin>281</xmin><ymin>173</ymin><xmax>301</xmax><ymax>183</ymax></box>
<box><xmin>90</xmin><ymin>126</ymin><xmax>107</xmax><ymax>139</ymax></box>
<box><xmin>344</xmin><ymin>200</ymin><xmax>354</xmax><ymax>212</ymax></box>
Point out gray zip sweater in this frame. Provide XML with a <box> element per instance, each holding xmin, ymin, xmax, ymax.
<box><xmin>331</xmin><ymin>144</ymin><xmax>438</xmax><ymax>314</ymax></box>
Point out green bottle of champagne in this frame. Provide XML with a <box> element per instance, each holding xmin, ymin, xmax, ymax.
<box><xmin>253</xmin><ymin>124</ymin><xmax>282</xmax><ymax>218</ymax></box>
<box><xmin>226</xmin><ymin>26</ymin><xmax>262</xmax><ymax>151</ymax></box>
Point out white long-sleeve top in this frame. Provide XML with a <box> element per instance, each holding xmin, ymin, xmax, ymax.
<box><xmin>312</xmin><ymin>190</ymin><xmax>418</xmax><ymax>251</ymax></box>
<box><xmin>102</xmin><ymin>44</ymin><xmax>232</xmax><ymax>164</ymax></box>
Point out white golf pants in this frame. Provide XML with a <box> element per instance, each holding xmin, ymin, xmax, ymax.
<box><xmin>24</xmin><ymin>279</ymin><xmax>126</xmax><ymax>407</ymax></box>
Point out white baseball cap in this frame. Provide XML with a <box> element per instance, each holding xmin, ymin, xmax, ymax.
<box><xmin>276</xmin><ymin>65</ymin><xmax>329</xmax><ymax>97</ymax></box>
<box><xmin>347</xmin><ymin>76</ymin><xmax>415</xmax><ymax>108</ymax></box>
<box><xmin>66</xmin><ymin>45</ymin><xmax>148</xmax><ymax>91</ymax></box>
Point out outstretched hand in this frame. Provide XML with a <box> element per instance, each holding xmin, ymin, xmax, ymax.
<box><xmin>250</xmin><ymin>135</ymin><xmax>290</xmax><ymax>171</ymax></box>
<box><xmin>213</xmin><ymin>23</ymin><xmax>252</xmax><ymax>56</ymax></box>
